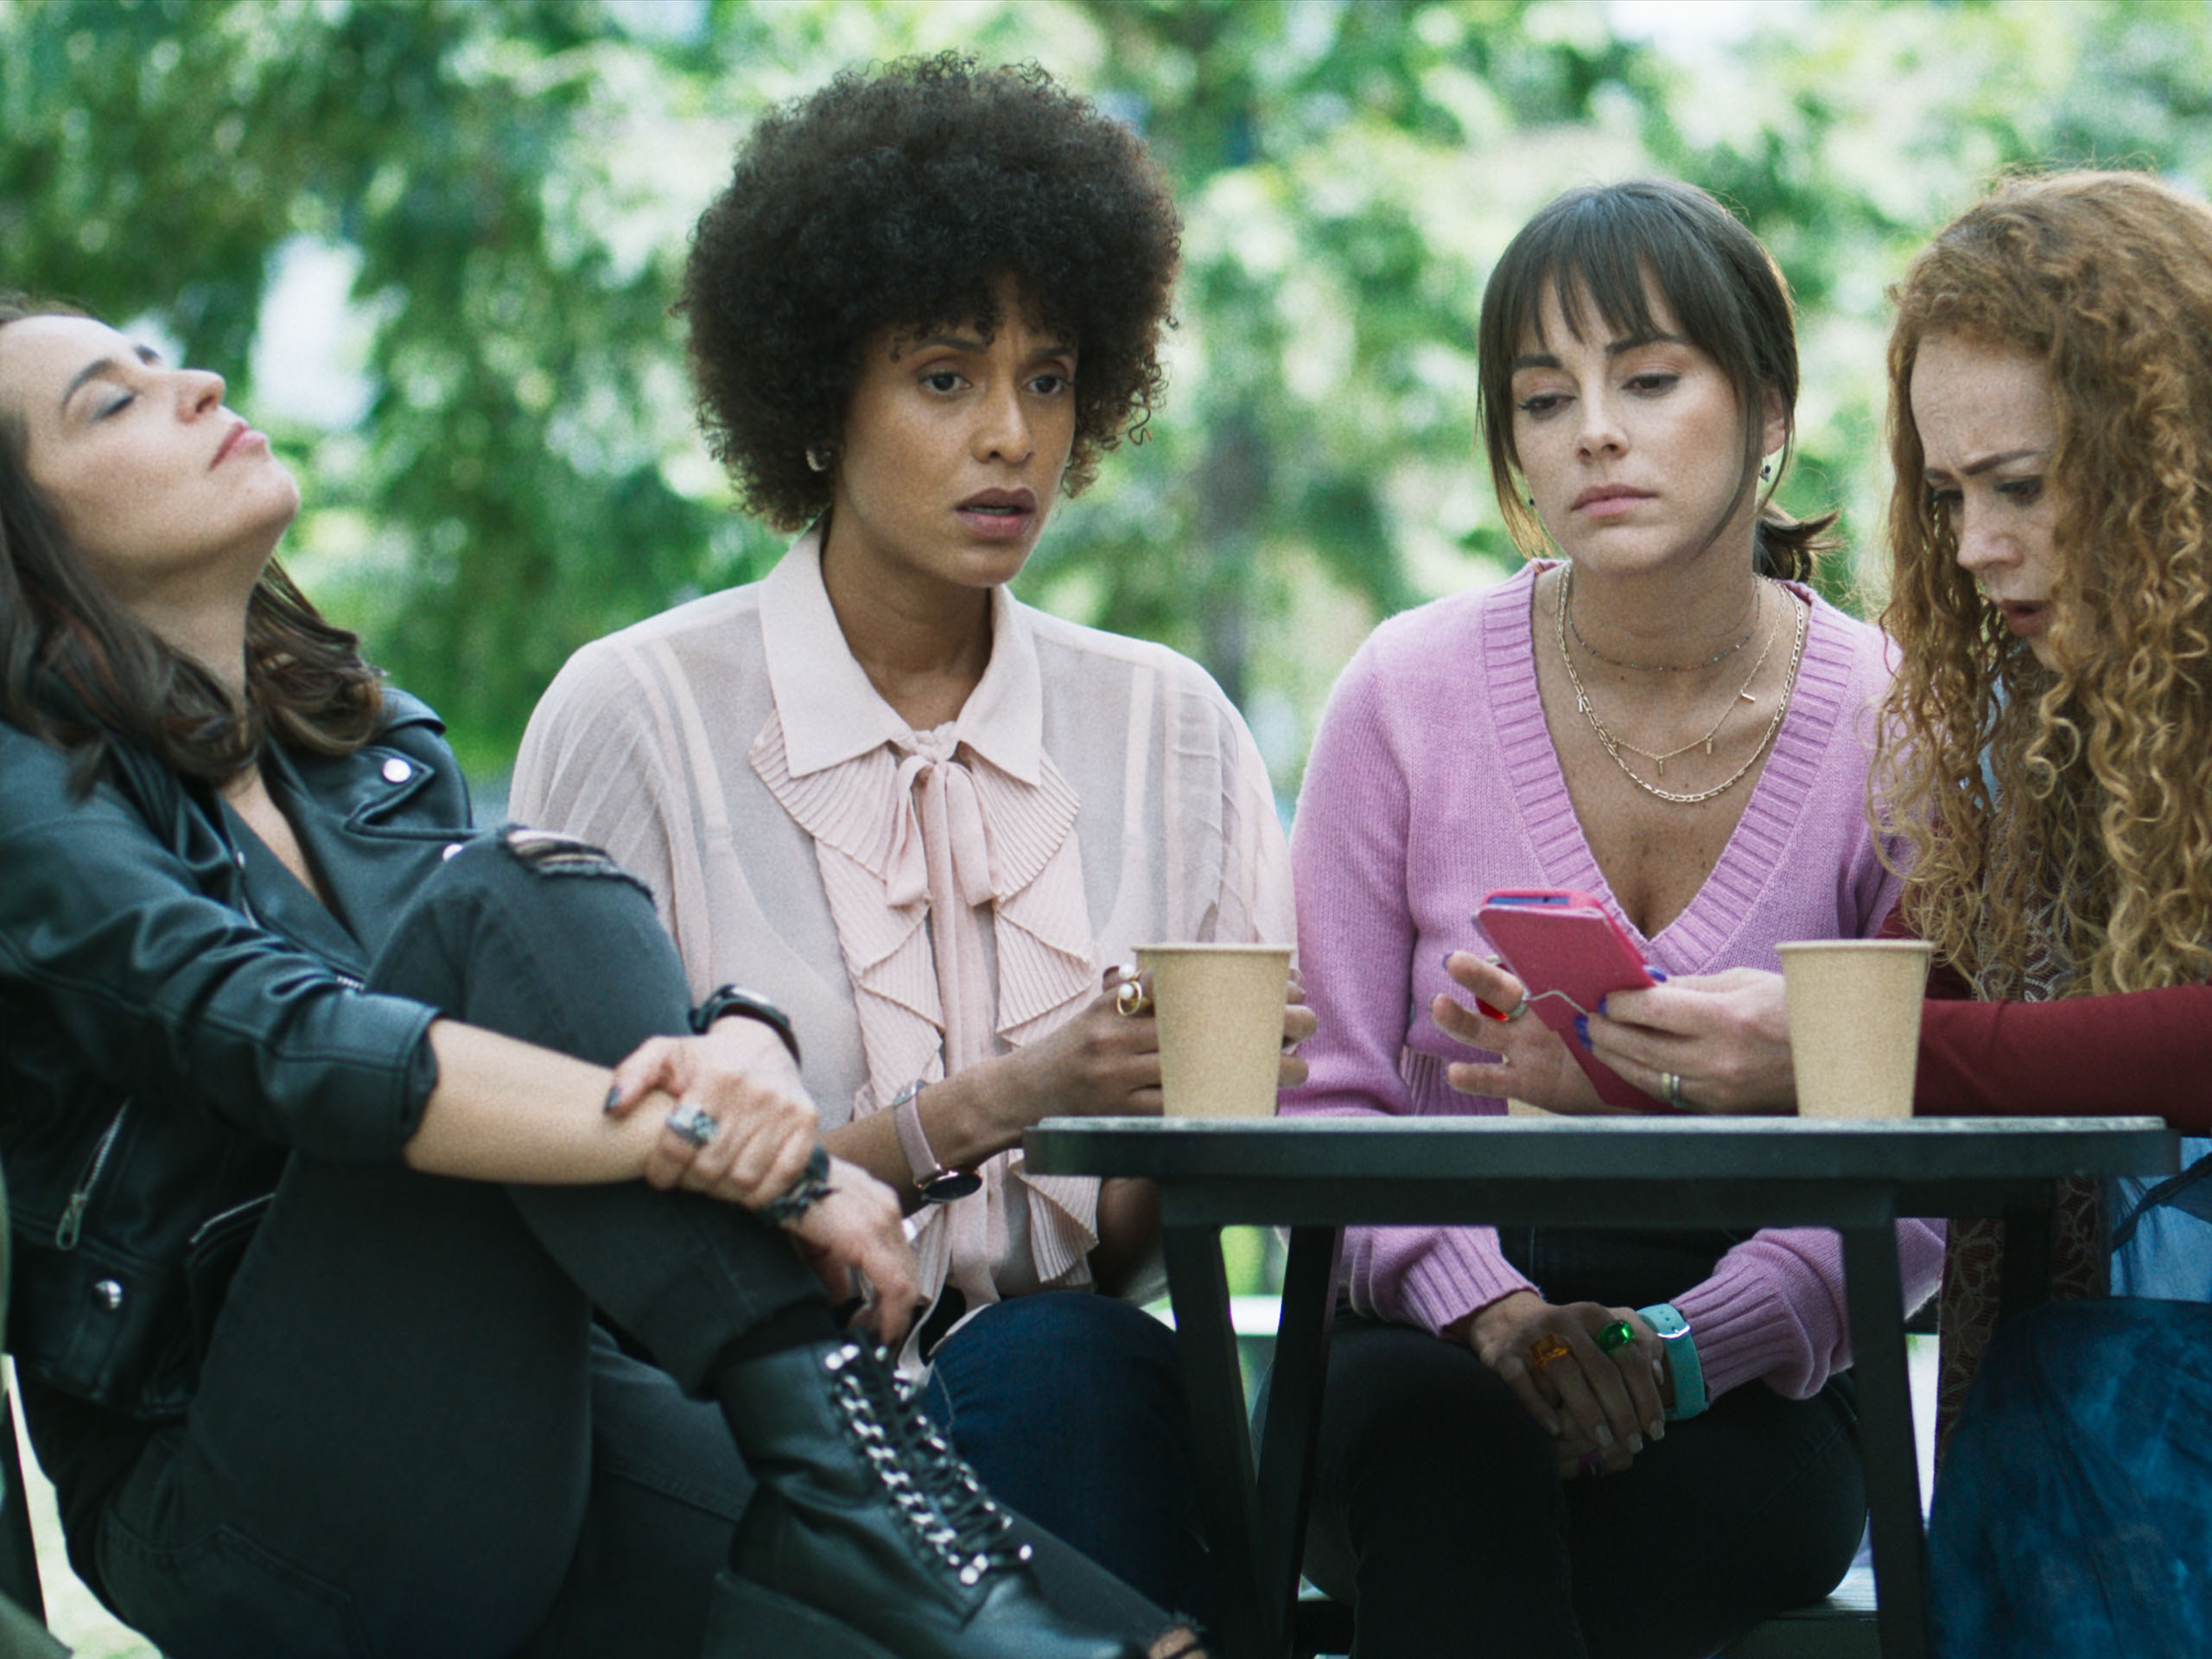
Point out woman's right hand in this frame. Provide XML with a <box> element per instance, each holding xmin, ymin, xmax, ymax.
<box><xmin>990</xmin><ymin>963</ymin><xmax>1319</xmax><ymax>1133</ymax></box>
<box><xmin>607</xmin><ymin>1019</ymin><xmax>821</xmax><ymax>1205</ymax></box>
<box><xmin>1433</xmin><ymin>952</ymin><xmax>1613</xmax><ymax>1113</ymax></box>
<box><xmin>988</xmin><ymin>968</ymin><xmax>1167</xmax><ymax>1127</ymax></box>
<box><xmin>1463</xmin><ymin>1290</ymin><xmax>1668</xmax><ymax>1474</ymax></box>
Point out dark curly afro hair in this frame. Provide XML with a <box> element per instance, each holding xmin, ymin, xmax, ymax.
<box><xmin>679</xmin><ymin>54</ymin><xmax>1181</xmax><ymax>531</ymax></box>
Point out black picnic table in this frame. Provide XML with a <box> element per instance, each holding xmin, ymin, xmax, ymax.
<box><xmin>1023</xmin><ymin>1113</ymin><xmax>2177</xmax><ymax>1659</ymax></box>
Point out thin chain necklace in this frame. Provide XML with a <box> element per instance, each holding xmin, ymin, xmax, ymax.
<box><xmin>1567</xmin><ymin>574</ymin><xmax>1759</xmax><ymax>672</ymax></box>
<box><xmin>1556</xmin><ymin>564</ymin><xmax>1808</xmax><ymax>806</ymax></box>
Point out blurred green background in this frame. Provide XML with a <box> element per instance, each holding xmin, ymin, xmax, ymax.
<box><xmin>4</xmin><ymin>5</ymin><xmax>2198</xmax><ymax>1644</ymax></box>
<box><xmin>13</xmin><ymin>0</ymin><xmax>2212</xmax><ymax>791</ymax></box>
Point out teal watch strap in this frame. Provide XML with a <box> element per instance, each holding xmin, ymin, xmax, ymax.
<box><xmin>1638</xmin><ymin>1302</ymin><xmax>1707</xmax><ymax>1421</ymax></box>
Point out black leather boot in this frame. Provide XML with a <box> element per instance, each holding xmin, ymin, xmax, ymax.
<box><xmin>703</xmin><ymin>1338</ymin><xmax>1152</xmax><ymax>1659</ymax></box>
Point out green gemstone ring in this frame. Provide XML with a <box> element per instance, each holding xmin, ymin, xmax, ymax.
<box><xmin>1595</xmin><ymin>1319</ymin><xmax>1637</xmax><ymax>1354</ymax></box>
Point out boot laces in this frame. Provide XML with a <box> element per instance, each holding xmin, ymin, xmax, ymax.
<box><xmin>823</xmin><ymin>1343</ymin><xmax>1034</xmax><ymax>1587</ymax></box>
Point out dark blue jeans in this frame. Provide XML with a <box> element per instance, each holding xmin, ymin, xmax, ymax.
<box><xmin>921</xmin><ymin>1289</ymin><xmax>1212</xmax><ymax>1626</ymax></box>
<box><xmin>1930</xmin><ymin>1297</ymin><xmax>2212</xmax><ymax>1658</ymax></box>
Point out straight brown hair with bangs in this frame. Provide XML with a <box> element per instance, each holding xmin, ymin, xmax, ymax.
<box><xmin>0</xmin><ymin>296</ymin><xmax>385</xmax><ymax>791</ymax></box>
<box><xmin>1475</xmin><ymin>179</ymin><xmax>1833</xmax><ymax>581</ymax></box>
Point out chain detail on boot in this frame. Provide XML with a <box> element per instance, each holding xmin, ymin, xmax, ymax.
<box><xmin>823</xmin><ymin>1342</ymin><xmax>1034</xmax><ymax>1588</ymax></box>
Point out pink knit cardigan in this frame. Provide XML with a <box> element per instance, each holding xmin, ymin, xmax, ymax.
<box><xmin>1281</xmin><ymin>563</ymin><xmax>1944</xmax><ymax>1402</ymax></box>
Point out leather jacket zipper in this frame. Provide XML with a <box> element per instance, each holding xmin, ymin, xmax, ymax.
<box><xmin>57</xmin><ymin>1100</ymin><xmax>130</xmax><ymax>1252</ymax></box>
<box><xmin>187</xmin><ymin>1193</ymin><xmax>273</xmax><ymax>1249</ymax></box>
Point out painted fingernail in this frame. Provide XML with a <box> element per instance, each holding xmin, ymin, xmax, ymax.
<box><xmin>1649</xmin><ymin>1419</ymin><xmax>1666</xmax><ymax>1440</ymax></box>
<box><xmin>1573</xmin><ymin>1014</ymin><xmax>1592</xmax><ymax>1049</ymax></box>
<box><xmin>1594</xmin><ymin>1423</ymin><xmax>1615</xmax><ymax>1449</ymax></box>
<box><xmin>603</xmin><ymin>1085</ymin><xmax>622</xmax><ymax>1114</ymax></box>
<box><xmin>1628</xmin><ymin>1432</ymin><xmax>1645</xmax><ymax>1454</ymax></box>
<box><xmin>1648</xmin><ymin>967</ymin><xmax>1669</xmax><ymax>982</ymax></box>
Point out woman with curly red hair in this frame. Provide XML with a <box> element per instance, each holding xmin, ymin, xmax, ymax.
<box><xmin>1567</xmin><ymin>170</ymin><xmax>2212</xmax><ymax>1656</ymax></box>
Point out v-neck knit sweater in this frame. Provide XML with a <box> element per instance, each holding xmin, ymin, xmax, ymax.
<box><xmin>1281</xmin><ymin>563</ymin><xmax>1945</xmax><ymax>1403</ymax></box>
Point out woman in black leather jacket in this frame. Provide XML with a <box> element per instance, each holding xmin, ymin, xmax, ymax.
<box><xmin>0</xmin><ymin>298</ymin><xmax>1181</xmax><ymax>1659</ymax></box>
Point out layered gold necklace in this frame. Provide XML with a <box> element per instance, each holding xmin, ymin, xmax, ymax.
<box><xmin>1556</xmin><ymin>563</ymin><xmax>1808</xmax><ymax>806</ymax></box>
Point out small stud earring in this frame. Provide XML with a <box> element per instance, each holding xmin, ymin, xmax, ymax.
<box><xmin>1760</xmin><ymin>461</ymin><xmax>1773</xmax><ymax>480</ymax></box>
<box><xmin>1526</xmin><ymin>493</ymin><xmax>1536</xmax><ymax>507</ymax></box>
<box><xmin>805</xmin><ymin>446</ymin><xmax>832</xmax><ymax>474</ymax></box>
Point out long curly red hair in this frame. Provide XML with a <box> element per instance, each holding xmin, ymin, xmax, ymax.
<box><xmin>1877</xmin><ymin>171</ymin><xmax>2212</xmax><ymax>996</ymax></box>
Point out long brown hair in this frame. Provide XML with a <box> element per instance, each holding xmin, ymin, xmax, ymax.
<box><xmin>1476</xmin><ymin>179</ymin><xmax>1834</xmax><ymax>581</ymax></box>
<box><xmin>0</xmin><ymin>296</ymin><xmax>385</xmax><ymax>790</ymax></box>
<box><xmin>1878</xmin><ymin>172</ymin><xmax>2212</xmax><ymax>996</ymax></box>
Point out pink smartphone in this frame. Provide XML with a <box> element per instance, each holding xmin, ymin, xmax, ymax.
<box><xmin>1473</xmin><ymin>888</ymin><xmax>1668</xmax><ymax>1111</ymax></box>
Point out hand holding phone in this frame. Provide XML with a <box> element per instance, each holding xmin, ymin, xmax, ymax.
<box><xmin>1473</xmin><ymin>889</ymin><xmax>1666</xmax><ymax>1111</ymax></box>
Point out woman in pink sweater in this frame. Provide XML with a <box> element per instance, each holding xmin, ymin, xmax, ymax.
<box><xmin>1279</xmin><ymin>180</ymin><xmax>1942</xmax><ymax>1657</ymax></box>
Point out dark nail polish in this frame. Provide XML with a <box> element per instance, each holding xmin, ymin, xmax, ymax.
<box><xmin>603</xmin><ymin>1085</ymin><xmax>622</xmax><ymax>1114</ymax></box>
<box><xmin>1648</xmin><ymin>967</ymin><xmax>1669</xmax><ymax>982</ymax></box>
<box><xmin>1573</xmin><ymin>1014</ymin><xmax>1591</xmax><ymax>1049</ymax></box>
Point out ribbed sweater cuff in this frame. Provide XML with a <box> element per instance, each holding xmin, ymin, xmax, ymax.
<box><xmin>1350</xmin><ymin>1224</ymin><xmax>1535</xmax><ymax>1336</ymax></box>
<box><xmin>1670</xmin><ymin>1272</ymin><xmax>1804</xmax><ymax>1402</ymax></box>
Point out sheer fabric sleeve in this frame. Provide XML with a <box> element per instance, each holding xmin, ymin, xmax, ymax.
<box><xmin>513</xmin><ymin>638</ymin><xmax>692</xmax><ymax>958</ymax></box>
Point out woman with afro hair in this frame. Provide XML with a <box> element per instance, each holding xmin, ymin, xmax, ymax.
<box><xmin>516</xmin><ymin>54</ymin><xmax>1302</xmax><ymax>1627</ymax></box>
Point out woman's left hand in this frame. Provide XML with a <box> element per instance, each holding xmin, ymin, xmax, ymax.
<box><xmin>1432</xmin><ymin>951</ymin><xmax>1612</xmax><ymax>1113</ymax></box>
<box><xmin>1588</xmin><ymin>969</ymin><xmax>1796</xmax><ymax>1114</ymax></box>
<box><xmin>607</xmin><ymin>1020</ymin><xmax>823</xmax><ymax>1205</ymax></box>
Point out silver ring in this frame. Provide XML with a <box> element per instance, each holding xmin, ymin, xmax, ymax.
<box><xmin>665</xmin><ymin>1103</ymin><xmax>719</xmax><ymax>1148</ymax></box>
<box><xmin>1501</xmin><ymin>996</ymin><xmax>1531</xmax><ymax>1021</ymax></box>
<box><xmin>1661</xmin><ymin>1071</ymin><xmax>1686</xmax><ymax>1110</ymax></box>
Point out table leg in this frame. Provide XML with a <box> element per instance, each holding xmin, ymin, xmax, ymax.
<box><xmin>1254</xmin><ymin>1227</ymin><xmax>1338</xmax><ymax>1634</ymax></box>
<box><xmin>1840</xmin><ymin>1224</ymin><xmax>1930</xmax><ymax>1659</ymax></box>
<box><xmin>1999</xmin><ymin>1190</ymin><xmax>2055</xmax><ymax>1322</ymax></box>
<box><xmin>1162</xmin><ymin>1224</ymin><xmax>1279</xmax><ymax>1659</ymax></box>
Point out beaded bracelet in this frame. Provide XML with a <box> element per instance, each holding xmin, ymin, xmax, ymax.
<box><xmin>759</xmin><ymin>1144</ymin><xmax>835</xmax><ymax>1228</ymax></box>
<box><xmin>1637</xmin><ymin>1302</ymin><xmax>1707</xmax><ymax>1421</ymax></box>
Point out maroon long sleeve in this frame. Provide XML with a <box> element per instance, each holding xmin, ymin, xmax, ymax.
<box><xmin>1882</xmin><ymin>908</ymin><xmax>2212</xmax><ymax>1129</ymax></box>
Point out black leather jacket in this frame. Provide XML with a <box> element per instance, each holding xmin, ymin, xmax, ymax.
<box><xmin>0</xmin><ymin>692</ymin><xmax>470</xmax><ymax>1418</ymax></box>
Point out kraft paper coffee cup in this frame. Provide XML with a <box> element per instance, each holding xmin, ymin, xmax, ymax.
<box><xmin>1135</xmin><ymin>944</ymin><xmax>1293</xmax><ymax>1119</ymax></box>
<box><xmin>1778</xmin><ymin>940</ymin><xmax>1935</xmax><ymax>1119</ymax></box>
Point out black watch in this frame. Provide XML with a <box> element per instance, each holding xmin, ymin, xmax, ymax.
<box><xmin>690</xmin><ymin>984</ymin><xmax>801</xmax><ymax>1066</ymax></box>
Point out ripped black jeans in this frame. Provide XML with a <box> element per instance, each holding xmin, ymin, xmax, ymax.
<box><xmin>77</xmin><ymin>830</ymin><xmax>1165</xmax><ymax>1658</ymax></box>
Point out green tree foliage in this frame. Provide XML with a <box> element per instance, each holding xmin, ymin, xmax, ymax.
<box><xmin>7</xmin><ymin>0</ymin><xmax>2212</xmax><ymax>786</ymax></box>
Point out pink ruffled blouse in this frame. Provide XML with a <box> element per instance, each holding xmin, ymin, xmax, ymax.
<box><xmin>514</xmin><ymin>530</ymin><xmax>1294</xmax><ymax>1368</ymax></box>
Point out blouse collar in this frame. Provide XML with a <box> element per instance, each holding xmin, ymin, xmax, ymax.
<box><xmin>759</xmin><ymin>525</ymin><xmax>1046</xmax><ymax>786</ymax></box>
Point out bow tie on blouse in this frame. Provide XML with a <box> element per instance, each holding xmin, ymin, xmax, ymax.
<box><xmin>883</xmin><ymin>727</ymin><xmax>1000</xmax><ymax>1072</ymax></box>
<box><xmin>885</xmin><ymin>728</ymin><xmax>996</xmax><ymax>912</ymax></box>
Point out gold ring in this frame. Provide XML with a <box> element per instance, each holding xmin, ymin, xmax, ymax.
<box><xmin>1115</xmin><ymin>980</ymin><xmax>1152</xmax><ymax>1018</ymax></box>
<box><xmin>1528</xmin><ymin>1333</ymin><xmax>1572</xmax><ymax>1372</ymax></box>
